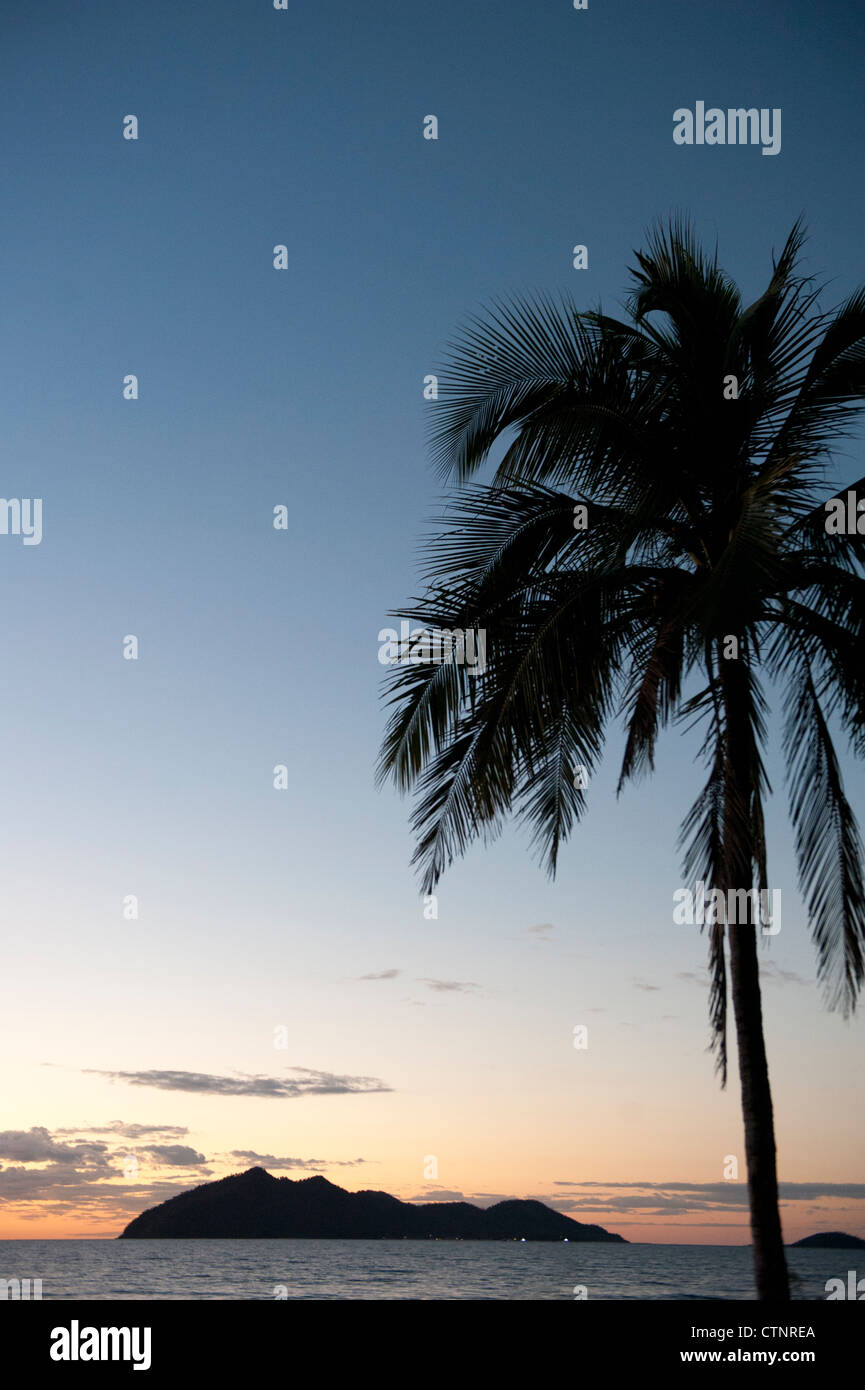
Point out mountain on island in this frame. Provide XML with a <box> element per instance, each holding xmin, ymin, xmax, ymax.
<box><xmin>790</xmin><ymin>1231</ymin><xmax>865</xmax><ymax>1249</ymax></box>
<box><xmin>118</xmin><ymin>1167</ymin><xmax>627</xmax><ymax>1242</ymax></box>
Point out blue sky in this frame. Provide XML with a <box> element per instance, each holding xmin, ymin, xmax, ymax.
<box><xmin>0</xmin><ymin>0</ymin><xmax>863</xmax><ymax>1239</ymax></box>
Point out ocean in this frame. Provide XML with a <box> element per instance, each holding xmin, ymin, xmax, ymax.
<box><xmin>0</xmin><ymin>1240</ymin><xmax>853</xmax><ymax>1300</ymax></box>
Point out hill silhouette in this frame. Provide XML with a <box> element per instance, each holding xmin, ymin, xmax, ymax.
<box><xmin>118</xmin><ymin>1167</ymin><xmax>627</xmax><ymax>1242</ymax></box>
<box><xmin>790</xmin><ymin>1231</ymin><xmax>865</xmax><ymax>1249</ymax></box>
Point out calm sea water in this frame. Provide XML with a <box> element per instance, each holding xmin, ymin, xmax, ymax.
<box><xmin>0</xmin><ymin>1240</ymin><xmax>853</xmax><ymax>1300</ymax></box>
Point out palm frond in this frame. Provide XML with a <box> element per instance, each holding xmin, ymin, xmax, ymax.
<box><xmin>784</xmin><ymin>658</ymin><xmax>865</xmax><ymax>1012</ymax></box>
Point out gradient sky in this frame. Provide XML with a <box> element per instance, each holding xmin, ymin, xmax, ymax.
<box><xmin>0</xmin><ymin>0</ymin><xmax>863</xmax><ymax>1244</ymax></box>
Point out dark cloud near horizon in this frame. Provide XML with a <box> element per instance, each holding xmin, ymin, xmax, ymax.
<box><xmin>0</xmin><ymin>1165</ymin><xmax>199</xmax><ymax>1220</ymax></box>
<box><xmin>0</xmin><ymin>1127</ymin><xmax>110</xmax><ymax>1168</ymax></box>
<box><xmin>56</xmin><ymin>1122</ymin><xmax>190</xmax><ymax>1140</ymax></box>
<box><xmin>0</xmin><ymin>1125</ymin><xmax>213</xmax><ymax>1193</ymax></box>
<box><xmin>546</xmin><ymin>1179</ymin><xmax>865</xmax><ymax>1217</ymax></box>
<box><xmin>0</xmin><ymin>1124</ymin><xmax>210</xmax><ymax>1224</ymax></box>
<box><xmin>230</xmin><ymin>1150</ymin><xmax>367</xmax><ymax>1171</ymax></box>
<box><xmin>0</xmin><ymin>1125</ymin><xmax>358</xmax><ymax>1227</ymax></box>
<box><xmin>553</xmin><ymin>1180</ymin><xmax>865</xmax><ymax>1197</ymax></box>
<box><xmin>405</xmin><ymin>1188</ymin><xmax>525</xmax><ymax>1208</ymax></box>
<box><xmin>143</xmin><ymin>1145</ymin><xmax>207</xmax><ymax>1166</ymax></box>
<box><xmin>405</xmin><ymin>1188</ymin><xmax>475</xmax><ymax>1204</ymax></box>
<box><xmin>358</xmin><ymin>970</ymin><xmax>401</xmax><ymax>980</ymax></box>
<box><xmin>417</xmin><ymin>979</ymin><xmax>479</xmax><ymax>994</ymax></box>
<box><xmin>83</xmin><ymin>1066</ymin><xmax>391</xmax><ymax>1098</ymax></box>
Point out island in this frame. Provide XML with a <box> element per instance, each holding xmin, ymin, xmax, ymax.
<box><xmin>118</xmin><ymin>1167</ymin><xmax>627</xmax><ymax>1242</ymax></box>
<box><xmin>790</xmin><ymin>1231</ymin><xmax>865</xmax><ymax>1249</ymax></box>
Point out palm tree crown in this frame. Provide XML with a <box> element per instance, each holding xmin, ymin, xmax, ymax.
<box><xmin>378</xmin><ymin>218</ymin><xmax>865</xmax><ymax>1083</ymax></box>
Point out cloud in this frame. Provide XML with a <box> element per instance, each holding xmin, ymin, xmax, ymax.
<box><xmin>143</xmin><ymin>1145</ymin><xmax>208</xmax><ymax>1167</ymax></box>
<box><xmin>545</xmin><ymin>1179</ymin><xmax>865</xmax><ymax>1218</ymax></box>
<box><xmin>417</xmin><ymin>979</ymin><xmax>479</xmax><ymax>994</ymax></box>
<box><xmin>0</xmin><ymin>1125</ymin><xmax>211</xmax><ymax>1182</ymax></box>
<box><xmin>0</xmin><ymin>1164</ymin><xmax>125</xmax><ymax>1198</ymax></box>
<box><xmin>0</xmin><ymin>1124</ymin><xmax>351</xmax><ymax>1232</ymax></box>
<box><xmin>56</xmin><ymin>1122</ymin><xmax>189</xmax><ymax>1140</ymax></box>
<box><xmin>0</xmin><ymin>1124</ymin><xmax>363</xmax><ymax>1230</ymax></box>
<box><xmin>406</xmin><ymin>1188</ymin><xmax>473</xmax><ymax>1203</ymax></box>
<box><xmin>358</xmin><ymin>970</ymin><xmax>401</xmax><ymax>980</ymax></box>
<box><xmin>527</xmin><ymin>924</ymin><xmax>554</xmax><ymax>940</ymax></box>
<box><xmin>759</xmin><ymin>962</ymin><xmax>811</xmax><ymax>987</ymax></box>
<box><xmin>0</xmin><ymin>1127</ymin><xmax>109</xmax><ymax>1167</ymax></box>
<box><xmin>632</xmin><ymin>979</ymin><xmax>660</xmax><ymax>992</ymax></box>
<box><xmin>0</xmin><ymin>1163</ymin><xmax>200</xmax><ymax>1225</ymax></box>
<box><xmin>406</xmin><ymin>1188</ymin><xmax>520</xmax><ymax>1207</ymax></box>
<box><xmin>83</xmin><ymin>1067</ymin><xmax>391</xmax><ymax>1098</ymax></box>
<box><xmin>229</xmin><ymin>1151</ymin><xmax>367</xmax><ymax>1171</ymax></box>
<box><xmin>678</xmin><ymin>965</ymin><xmax>809</xmax><ymax>989</ymax></box>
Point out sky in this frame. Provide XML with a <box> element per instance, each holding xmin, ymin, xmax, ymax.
<box><xmin>0</xmin><ymin>0</ymin><xmax>863</xmax><ymax>1244</ymax></box>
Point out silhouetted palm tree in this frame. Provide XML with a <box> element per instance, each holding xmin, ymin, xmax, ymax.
<box><xmin>378</xmin><ymin>220</ymin><xmax>865</xmax><ymax>1301</ymax></box>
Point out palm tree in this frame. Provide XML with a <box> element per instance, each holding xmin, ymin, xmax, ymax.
<box><xmin>378</xmin><ymin>219</ymin><xmax>865</xmax><ymax>1301</ymax></box>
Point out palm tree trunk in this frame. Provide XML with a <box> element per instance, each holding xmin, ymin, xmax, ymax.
<box><xmin>720</xmin><ymin>652</ymin><xmax>790</xmax><ymax>1302</ymax></box>
<box><xmin>728</xmin><ymin>921</ymin><xmax>790</xmax><ymax>1300</ymax></box>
